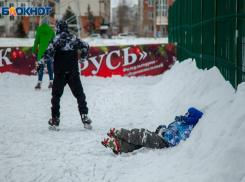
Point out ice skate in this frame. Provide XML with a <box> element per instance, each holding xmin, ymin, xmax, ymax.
<box><xmin>35</xmin><ymin>82</ymin><xmax>41</xmax><ymax>90</ymax></box>
<box><xmin>107</xmin><ymin>128</ymin><xmax>118</xmax><ymax>139</ymax></box>
<box><xmin>101</xmin><ymin>138</ymin><xmax>120</xmax><ymax>154</ymax></box>
<box><xmin>81</xmin><ymin>114</ymin><xmax>92</xmax><ymax>129</ymax></box>
<box><xmin>48</xmin><ymin>82</ymin><xmax>53</xmax><ymax>89</ymax></box>
<box><xmin>48</xmin><ymin>118</ymin><xmax>60</xmax><ymax>131</ymax></box>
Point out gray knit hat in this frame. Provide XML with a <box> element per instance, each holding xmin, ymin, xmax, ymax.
<box><xmin>40</xmin><ymin>16</ymin><xmax>50</xmax><ymax>25</ymax></box>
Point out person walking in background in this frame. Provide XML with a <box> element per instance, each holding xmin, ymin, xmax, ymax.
<box><xmin>32</xmin><ymin>16</ymin><xmax>55</xmax><ymax>90</ymax></box>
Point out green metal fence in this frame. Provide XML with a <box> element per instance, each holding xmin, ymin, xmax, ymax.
<box><xmin>168</xmin><ymin>0</ymin><xmax>245</xmax><ymax>89</ymax></box>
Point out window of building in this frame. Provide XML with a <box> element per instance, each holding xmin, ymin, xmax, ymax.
<box><xmin>156</xmin><ymin>1</ymin><xmax>168</xmax><ymax>17</ymax></box>
<box><xmin>148</xmin><ymin>25</ymin><xmax>154</xmax><ymax>31</ymax></box>
<box><xmin>0</xmin><ymin>26</ymin><xmax>5</xmax><ymax>35</ymax></box>
<box><xmin>29</xmin><ymin>22</ymin><xmax>38</xmax><ymax>31</ymax></box>
<box><xmin>9</xmin><ymin>3</ymin><xmax>14</xmax><ymax>7</ymax></box>
<box><xmin>161</xmin><ymin>26</ymin><xmax>166</xmax><ymax>35</ymax></box>
<box><xmin>10</xmin><ymin>26</ymin><xmax>14</xmax><ymax>34</ymax></box>
<box><xmin>148</xmin><ymin>0</ymin><xmax>154</xmax><ymax>7</ymax></box>
<box><xmin>148</xmin><ymin>12</ymin><xmax>153</xmax><ymax>19</ymax></box>
<box><xmin>21</xmin><ymin>3</ymin><xmax>25</xmax><ymax>7</ymax></box>
<box><xmin>157</xmin><ymin>0</ymin><xmax>168</xmax><ymax>5</ymax></box>
<box><xmin>0</xmin><ymin>2</ymin><xmax>4</xmax><ymax>7</ymax></box>
<box><xmin>10</xmin><ymin>16</ymin><xmax>14</xmax><ymax>21</ymax></box>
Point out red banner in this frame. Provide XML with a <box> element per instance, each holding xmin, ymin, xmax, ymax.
<box><xmin>0</xmin><ymin>47</ymin><xmax>38</xmax><ymax>75</ymax></box>
<box><xmin>0</xmin><ymin>43</ymin><xmax>177</xmax><ymax>77</ymax></box>
<box><xmin>81</xmin><ymin>43</ymin><xmax>177</xmax><ymax>77</ymax></box>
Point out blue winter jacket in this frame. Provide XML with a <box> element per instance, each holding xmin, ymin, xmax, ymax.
<box><xmin>163</xmin><ymin>107</ymin><xmax>203</xmax><ymax>147</ymax></box>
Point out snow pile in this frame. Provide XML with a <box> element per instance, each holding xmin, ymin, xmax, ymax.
<box><xmin>0</xmin><ymin>59</ymin><xmax>244</xmax><ymax>182</ymax></box>
<box><xmin>0</xmin><ymin>38</ymin><xmax>168</xmax><ymax>47</ymax></box>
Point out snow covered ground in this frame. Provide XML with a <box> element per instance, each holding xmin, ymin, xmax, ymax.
<box><xmin>0</xmin><ymin>59</ymin><xmax>245</xmax><ymax>182</ymax></box>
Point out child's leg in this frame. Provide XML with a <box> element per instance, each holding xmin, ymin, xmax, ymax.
<box><xmin>46</xmin><ymin>58</ymin><xmax>53</xmax><ymax>81</ymax></box>
<box><xmin>67</xmin><ymin>72</ymin><xmax>88</xmax><ymax>115</ymax></box>
<box><xmin>117</xmin><ymin>139</ymin><xmax>142</xmax><ymax>153</ymax></box>
<box><xmin>116</xmin><ymin>128</ymin><xmax>168</xmax><ymax>149</ymax></box>
<box><xmin>51</xmin><ymin>73</ymin><xmax>66</xmax><ymax>123</ymax></box>
<box><xmin>38</xmin><ymin>66</ymin><xmax>44</xmax><ymax>82</ymax></box>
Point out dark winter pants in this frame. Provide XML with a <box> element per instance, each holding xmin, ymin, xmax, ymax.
<box><xmin>115</xmin><ymin>128</ymin><xmax>169</xmax><ymax>153</ymax></box>
<box><xmin>51</xmin><ymin>72</ymin><xmax>88</xmax><ymax>122</ymax></box>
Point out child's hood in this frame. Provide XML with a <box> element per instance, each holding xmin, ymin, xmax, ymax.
<box><xmin>182</xmin><ymin>107</ymin><xmax>203</xmax><ymax>125</ymax></box>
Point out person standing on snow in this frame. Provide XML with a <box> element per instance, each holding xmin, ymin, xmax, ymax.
<box><xmin>37</xmin><ymin>20</ymin><xmax>92</xmax><ymax>131</ymax></box>
<box><xmin>32</xmin><ymin>16</ymin><xmax>55</xmax><ymax>89</ymax></box>
<box><xmin>102</xmin><ymin>107</ymin><xmax>203</xmax><ymax>154</ymax></box>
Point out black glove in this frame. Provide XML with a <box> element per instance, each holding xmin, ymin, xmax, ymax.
<box><xmin>175</xmin><ymin>116</ymin><xmax>182</xmax><ymax>121</ymax></box>
<box><xmin>78</xmin><ymin>58</ymin><xmax>86</xmax><ymax>64</ymax></box>
<box><xmin>155</xmin><ymin>125</ymin><xmax>166</xmax><ymax>134</ymax></box>
<box><xmin>36</xmin><ymin>64</ymin><xmax>44</xmax><ymax>74</ymax></box>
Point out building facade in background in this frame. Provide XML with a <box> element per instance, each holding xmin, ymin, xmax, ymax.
<box><xmin>0</xmin><ymin>0</ymin><xmax>110</xmax><ymax>38</ymax></box>
<box><xmin>0</xmin><ymin>0</ymin><xmax>32</xmax><ymax>37</ymax></box>
<box><xmin>138</xmin><ymin>0</ymin><xmax>173</xmax><ymax>37</ymax></box>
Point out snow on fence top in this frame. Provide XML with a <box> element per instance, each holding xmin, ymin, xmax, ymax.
<box><xmin>0</xmin><ymin>38</ymin><xmax>168</xmax><ymax>47</ymax></box>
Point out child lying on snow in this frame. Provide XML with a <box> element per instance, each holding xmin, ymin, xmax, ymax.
<box><xmin>101</xmin><ymin>107</ymin><xmax>203</xmax><ymax>154</ymax></box>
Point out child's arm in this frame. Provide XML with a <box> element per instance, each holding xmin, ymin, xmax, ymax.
<box><xmin>38</xmin><ymin>37</ymin><xmax>56</xmax><ymax>66</ymax></box>
<box><xmin>77</xmin><ymin>38</ymin><xmax>89</xmax><ymax>60</ymax></box>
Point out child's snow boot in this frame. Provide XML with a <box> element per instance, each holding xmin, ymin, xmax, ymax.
<box><xmin>101</xmin><ymin>138</ymin><xmax>120</xmax><ymax>154</ymax></box>
<box><xmin>48</xmin><ymin>118</ymin><xmax>60</xmax><ymax>131</ymax></box>
<box><xmin>81</xmin><ymin>114</ymin><xmax>92</xmax><ymax>129</ymax></box>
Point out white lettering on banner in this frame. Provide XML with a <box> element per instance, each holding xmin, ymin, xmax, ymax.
<box><xmin>81</xmin><ymin>47</ymin><xmax>141</xmax><ymax>75</ymax></box>
<box><xmin>106</xmin><ymin>50</ymin><xmax>121</xmax><ymax>70</ymax></box>
<box><xmin>0</xmin><ymin>48</ymin><xmax>12</xmax><ymax>67</ymax></box>
<box><xmin>122</xmin><ymin>47</ymin><xmax>137</xmax><ymax>66</ymax></box>
<box><xmin>89</xmin><ymin>54</ymin><xmax>106</xmax><ymax>75</ymax></box>
<box><xmin>81</xmin><ymin>59</ymin><xmax>89</xmax><ymax>70</ymax></box>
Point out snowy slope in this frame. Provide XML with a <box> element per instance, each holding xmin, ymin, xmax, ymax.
<box><xmin>0</xmin><ymin>59</ymin><xmax>245</xmax><ymax>182</ymax></box>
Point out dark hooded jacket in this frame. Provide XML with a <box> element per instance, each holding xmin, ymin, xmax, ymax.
<box><xmin>38</xmin><ymin>20</ymin><xmax>89</xmax><ymax>73</ymax></box>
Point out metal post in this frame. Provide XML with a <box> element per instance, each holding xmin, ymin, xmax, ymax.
<box><xmin>154</xmin><ymin>0</ymin><xmax>157</xmax><ymax>38</ymax></box>
<box><xmin>40</xmin><ymin>0</ymin><xmax>45</xmax><ymax>26</ymax></box>
<box><xmin>201</xmin><ymin>0</ymin><xmax>203</xmax><ymax>69</ymax></box>
<box><xmin>74</xmin><ymin>0</ymin><xmax>81</xmax><ymax>38</ymax></box>
<box><xmin>235</xmin><ymin>0</ymin><xmax>238</xmax><ymax>89</ymax></box>
<box><xmin>214</xmin><ymin>0</ymin><xmax>217</xmax><ymax>67</ymax></box>
<box><xmin>160</xmin><ymin>0</ymin><xmax>162</xmax><ymax>37</ymax></box>
<box><xmin>32</xmin><ymin>0</ymin><xmax>35</xmax><ymax>38</ymax></box>
<box><xmin>191</xmin><ymin>0</ymin><xmax>193</xmax><ymax>59</ymax></box>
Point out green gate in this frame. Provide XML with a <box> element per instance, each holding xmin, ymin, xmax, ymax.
<box><xmin>168</xmin><ymin>0</ymin><xmax>245</xmax><ymax>89</ymax></box>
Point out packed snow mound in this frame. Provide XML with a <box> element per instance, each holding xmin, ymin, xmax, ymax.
<box><xmin>0</xmin><ymin>59</ymin><xmax>244</xmax><ymax>182</ymax></box>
